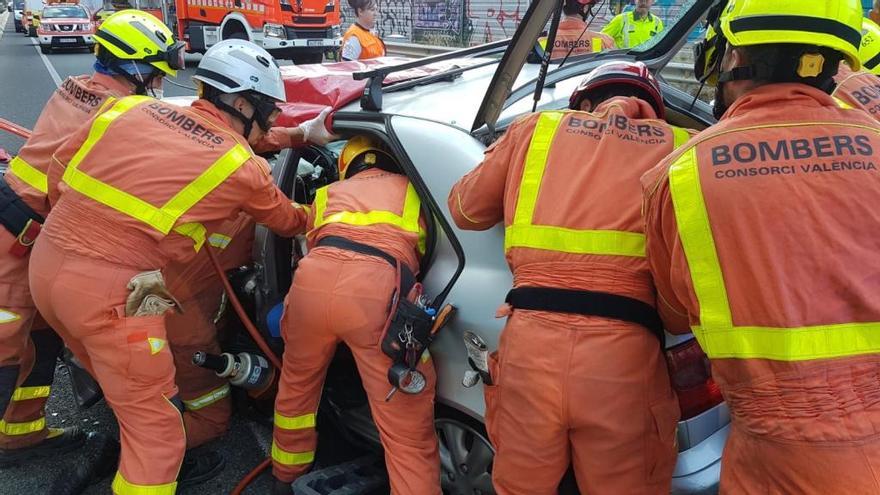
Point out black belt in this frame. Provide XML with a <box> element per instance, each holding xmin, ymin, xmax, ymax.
<box><xmin>316</xmin><ymin>236</ymin><xmax>416</xmax><ymax>293</ymax></box>
<box><xmin>0</xmin><ymin>175</ymin><xmax>43</xmax><ymax>247</ymax></box>
<box><xmin>505</xmin><ymin>287</ymin><xmax>665</xmax><ymax>342</ymax></box>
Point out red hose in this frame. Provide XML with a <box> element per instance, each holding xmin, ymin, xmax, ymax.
<box><xmin>230</xmin><ymin>458</ymin><xmax>272</xmax><ymax>495</ymax></box>
<box><xmin>204</xmin><ymin>247</ymin><xmax>280</xmax><ymax>493</ymax></box>
<box><xmin>0</xmin><ymin>118</ymin><xmax>32</xmax><ymax>140</ymax></box>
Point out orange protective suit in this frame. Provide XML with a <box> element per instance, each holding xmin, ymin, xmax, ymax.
<box><xmin>31</xmin><ymin>96</ymin><xmax>308</xmax><ymax>493</ymax></box>
<box><xmin>0</xmin><ymin>74</ymin><xmax>128</xmax><ymax>451</ymax></box>
<box><xmin>833</xmin><ymin>63</ymin><xmax>880</xmax><ymax>117</ymax></box>
<box><xmin>546</xmin><ymin>16</ymin><xmax>615</xmax><ymax>59</ymax></box>
<box><xmin>449</xmin><ymin>98</ymin><xmax>684</xmax><ymax>495</ymax></box>
<box><xmin>163</xmin><ymin>126</ymin><xmax>303</xmax><ymax>449</ymax></box>
<box><xmin>642</xmin><ymin>84</ymin><xmax>880</xmax><ymax>494</ymax></box>
<box><xmin>272</xmin><ymin>168</ymin><xmax>440</xmax><ymax>494</ymax></box>
<box><xmin>163</xmin><ymin>212</ymin><xmax>255</xmax><ymax>449</ymax></box>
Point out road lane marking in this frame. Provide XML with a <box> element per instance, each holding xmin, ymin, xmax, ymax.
<box><xmin>30</xmin><ymin>38</ymin><xmax>62</xmax><ymax>88</ymax></box>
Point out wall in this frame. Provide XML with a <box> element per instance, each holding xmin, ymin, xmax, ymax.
<box><xmin>340</xmin><ymin>0</ymin><xmax>693</xmax><ymax>47</ymax></box>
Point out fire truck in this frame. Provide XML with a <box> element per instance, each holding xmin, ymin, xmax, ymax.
<box><xmin>98</xmin><ymin>0</ymin><xmax>342</xmax><ymax>63</ymax></box>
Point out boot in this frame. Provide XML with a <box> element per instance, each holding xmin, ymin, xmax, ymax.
<box><xmin>0</xmin><ymin>426</ymin><xmax>86</xmax><ymax>467</ymax></box>
<box><xmin>177</xmin><ymin>449</ymin><xmax>226</xmax><ymax>488</ymax></box>
<box><xmin>45</xmin><ymin>431</ymin><xmax>120</xmax><ymax>495</ymax></box>
<box><xmin>272</xmin><ymin>476</ymin><xmax>293</xmax><ymax>495</ymax></box>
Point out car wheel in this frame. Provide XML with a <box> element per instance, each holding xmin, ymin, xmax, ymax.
<box><xmin>436</xmin><ymin>416</ymin><xmax>496</xmax><ymax>495</ymax></box>
<box><xmin>40</xmin><ymin>45</ymin><xmax>51</xmax><ymax>54</ymax></box>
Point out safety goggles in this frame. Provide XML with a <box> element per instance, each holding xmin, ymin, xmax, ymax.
<box><xmin>142</xmin><ymin>40</ymin><xmax>186</xmax><ymax>72</ymax></box>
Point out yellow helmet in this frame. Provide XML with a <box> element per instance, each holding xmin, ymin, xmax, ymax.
<box><xmin>718</xmin><ymin>0</ymin><xmax>863</xmax><ymax>70</ymax></box>
<box><xmin>338</xmin><ymin>136</ymin><xmax>397</xmax><ymax>180</ymax></box>
<box><xmin>861</xmin><ymin>18</ymin><xmax>880</xmax><ymax>74</ymax></box>
<box><xmin>94</xmin><ymin>10</ymin><xmax>184</xmax><ymax>77</ymax></box>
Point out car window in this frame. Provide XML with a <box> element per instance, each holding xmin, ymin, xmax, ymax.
<box><xmin>42</xmin><ymin>5</ymin><xmax>87</xmax><ymax>17</ymax></box>
<box><xmin>13</xmin><ymin>0</ymin><xmax>23</xmax><ymax>8</ymax></box>
<box><xmin>498</xmin><ymin>0</ymin><xmax>703</xmax><ymax>125</ymax></box>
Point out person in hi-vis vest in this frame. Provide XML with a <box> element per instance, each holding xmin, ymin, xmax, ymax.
<box><xmin>601</xmin><ymin>0</ymin><xmax>663</xmax><ymax>49</ymax></box>
<box><xmin>341</xmin><ymin>0</ymin><xmax>386</xmax><ymax>61</ymax></box>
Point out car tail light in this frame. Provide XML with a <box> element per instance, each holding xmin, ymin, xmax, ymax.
<box><xmin>666</xmin><ymin>339</ymin><xmax>723</xmax><ymax>420</ymax></box>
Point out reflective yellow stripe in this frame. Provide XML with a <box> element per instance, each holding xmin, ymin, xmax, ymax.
<box><xmin>62</xmin><ymin>95</ymin><xmax>251</xmax><ymax>248</ymax></box>
<box><xmin>668</xmin><ymin>147</ymin><xmax>732</xmax><ymax>331</ymax></box>
<box><xmin>8</xmin><ymin>156</ymin><xmax>48</xmax><ymax>194</ymax></box>
<box><xmin>505</xmin><ymin>111</ymin><xmax>645</xmax><ymax>258</ymax></box>
<box><xmin>271</xmin><ymin>441</ymin><xmax>315</xmax><ymax>466</ymax></box>
<box><xmin>0</xmin><ymin>309</ymin><xmax>20</xmax><ymax>324</ymax></box>
<box><xmin>312</xmin><ymin>183</ymin><xmax>426</xmax><ymax>254</ymax></box>
<box><xmin>274</xmin><ymin>412</ymin><xmax>315</xmax><ymax>430</ymax></box>
<box><xmin>208</xmin><ymin>233</ymin><xmax>232</xmax><ymax>249</ymax></box>
<box><xmin>504</xmin><ymin>224</ymin><xmax>645</xmax><ymax>256</ymax></box>
<box><xmin>668</xmin><ymin>141</ymin><xmax>880</xmax><ymax>361</ymax></box>
<box><xmin>672</xmin><ymin>126</ymin><xmax>690</xmax><ymax>148</ymax></box>
<box><xmin>833</xmin><ymin>96</ymin><xmax>854</xmax><ymax>109</ymax></box>
<box><xmin>183</xmin><ymin>384</ymin><xmax>230</xmax><ymax>411</ymax></box>
<box><xmin>0</xmin><ymin>417</ymin><xmax>45</xmax><ymax>435</ymax></box>
<box><xmin>111</xmin><ymin>472</ymin><xmax>177</xmax><ymax>495</ymax></box>
<box><xmin>11</xmin><ymin>386</ymin><xmax>50</xmax><ymax>401</ymax></box>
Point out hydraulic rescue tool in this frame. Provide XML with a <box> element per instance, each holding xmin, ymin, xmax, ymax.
<box><xmin>192</xmin><ymin>350</ymin><xmax>274</xmax><ymax>392</ymax></box>
<box><xmin>461</xmin><ymin>330</ymin><xmax>493</xmax><ymax>387</ymax></box>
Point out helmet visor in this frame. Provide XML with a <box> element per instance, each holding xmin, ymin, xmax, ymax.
<box><xmin>144</xmin><ymin>40</ymin><xmax>186</xmax><ymax>72</ymax></box>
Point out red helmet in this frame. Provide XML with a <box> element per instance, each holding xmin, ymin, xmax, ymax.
<box><xmin>568</xmin><ymin>61</ymin><xmax>665</xmax><ymax>118</ymax></box>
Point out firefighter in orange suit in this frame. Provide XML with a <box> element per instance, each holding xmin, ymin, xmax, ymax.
<box><xmin>448</xmin><ymin>61</ymin><xmax>686</xmax><ymax>495</ymax></box>
<box><xmin>271</xmin><ymin>136</ymin><xmax>439</xmax><ymax>495</ymax></box>
<box><xmin>162</xmin><ymin>106</ymin><xmax>337</xmax><ymax>451</ymax></box>
<box><xmin>29</xmin><ymin>40</ymin><xmax>309</xmax><ymax>494</ymax></box>
<box><xmin>833</xmin><ymin>19</ymin><xmax>880</xmax><ymax>116</ymax></box>
<box><xmin>540</xmin><ymin>0</ymin><xmax>615</xmax><ymax>59</ymax></box>
<box><xmin>341</xmin><ymin>0</ymin><xmax>386</xmax><ymax>60</ymax></box>
<box><xmin>0</xmin><ymin>10</ymin><xmax>175</xmax><ymax>466</ymax></box>
<box><xmin>642</xmin><ymin>1</ymin><xmax>880</xmax><ymax>493</ymax></box>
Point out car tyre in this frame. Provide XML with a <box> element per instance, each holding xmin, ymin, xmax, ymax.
<box><xmin>40</xmin><ymin>45</ymin><xmax>51</xmax><ymax>54</ymax></box>
<box><xmin>435</xmin><ymin>409</ymin><xmax>496</xmax><ymax>495</ymax></box>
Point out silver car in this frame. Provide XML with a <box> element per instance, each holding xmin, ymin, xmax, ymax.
<box><xmin>224</xmin><ymin>0</ymin><xmax>728</xmax><ymax>493</ymax></box>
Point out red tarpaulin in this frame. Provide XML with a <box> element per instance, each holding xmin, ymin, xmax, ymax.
<box><xmin>275</xmin><ymin>56</ymin><xmax>492</xmax><ymax>128</ymax></box>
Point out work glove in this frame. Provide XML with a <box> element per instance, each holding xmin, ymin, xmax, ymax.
<box><xmin>298</xmin><ymin>107</ymin><xmax>338</xmax><ymax>146</ymax></box>
<box><xmin>125</xmin><ymin>270</ymin><xmax>183</xmax><ymax>317</ymax></box>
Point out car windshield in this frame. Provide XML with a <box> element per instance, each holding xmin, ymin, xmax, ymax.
<box><xmin>497</xmin><ymin>0</ymin><xmax>705</xmax><ymax>125</ymax></box>
<box><xmin>42</xmin><ymin>5</ymin><xmax>87</xmax><ymax>17</ymax></box>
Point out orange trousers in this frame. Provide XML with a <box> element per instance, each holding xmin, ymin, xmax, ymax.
<box><xmin>484</xmin><ymin>310</ymin><xmax>679</xmax><ymax>495</ymax></box>
<box><xmin>0</xmin><ymin>227</ymin><xmax>63</xmax><ymax>450</ymax></box>
<box><xmin>720</xmin><ymin>425</ymin><xmax>880</xmax><ymax>494</ymax></box>
<box><xmin>272</xmin><ymin>248</ymin><xmax>441</xmax><ymax>494</ymax></box>
<box><xmin>165</xmin><ymin>288</ymin><xmax>230</xmax><ymax>449</ymax></box>
<box><xmin>29</xmin><ymin>237</ymin><xmax>184</xmax><ymax>493</ymax></box>
<box><xmin>163</xmin><ymin>213</ymin><xmax>255</xmax><ymax>449</ymax></box>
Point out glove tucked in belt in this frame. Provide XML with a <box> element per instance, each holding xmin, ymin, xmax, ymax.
<box><xmin>125</xmin><ymin>270</ymin><xmax>183</xmax><ymax>317</ymax></box>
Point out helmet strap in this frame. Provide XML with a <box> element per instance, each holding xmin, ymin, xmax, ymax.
<box><xmin>210</xmin><ymin>92</ymin><xmax>275</xmax><ymax>140</ymax></box>
<box><xmin>96</xmin><ymin>50</ymin><xmax>159</xmax><ymax>96</ymax></box>
<box><xmin>212</xmin><ymin>97</ymin><xmax>257</xmax><ymax>139</ymax></box>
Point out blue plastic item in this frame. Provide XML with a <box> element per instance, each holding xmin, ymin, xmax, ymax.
<box><xmin>267</xmin><ymin>302</ymin><xmax>284</xmax><ymax>338</ymax></box>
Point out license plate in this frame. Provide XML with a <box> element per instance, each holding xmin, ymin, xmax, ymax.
<box><xmin>307</xmin><ymin>40</ymin><xmax>324</xmax><ymax>47</ymax></box>
<box><xmin>58</xmin><ymin>37</ymin><xmax>78</xmax><ymax>43</ymax></box>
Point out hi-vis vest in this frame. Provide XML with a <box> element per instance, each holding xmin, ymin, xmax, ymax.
<box><xmin>60</xmin><ymin>95</ymin><xmax>253</xmax><ymax>251</ymax></box>
<box><xmin>342</xmin><ymin>24</ymin><xmax>386</xmax><ymax>60</ymax></box>
<box><xmin>505</xmin><ymin>111</ymin><xmax>689</xmax><ymax>257</ymax></box>
<box><xmin>666</xmin><ymin>135</ymin><xmax>880</xmax><ymax>362</ymax></box>
<box><xmin>311</xmin><ymin>181</ymin><xmax>426</xmax><ymax>254</ymax></box>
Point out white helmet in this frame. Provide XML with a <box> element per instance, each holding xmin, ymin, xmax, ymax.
<box><xmin>193</xmin><ymin>40</ymin><xmax>286</xmax><ymax>102</ymax></box>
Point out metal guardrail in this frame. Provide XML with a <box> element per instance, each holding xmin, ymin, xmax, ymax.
<box><xmin>384</xmin><ymin>41</ymin><xmax>706</xmax><ymax>99</ymax></box>
<box><xmin>384</xmin><ymin>41</ymin><xmax>457</xmax><ymax>58</ymax></box>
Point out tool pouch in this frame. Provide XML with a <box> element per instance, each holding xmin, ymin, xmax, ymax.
<box><xmin>125</xmin><ymin>270</ymin><xmax>183</xmax><ymax>317</ymax></box>
<box><xmin>379</xmin><ymin>266</ymin><xmax>435</xmax><ymax>370</ymax></box>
